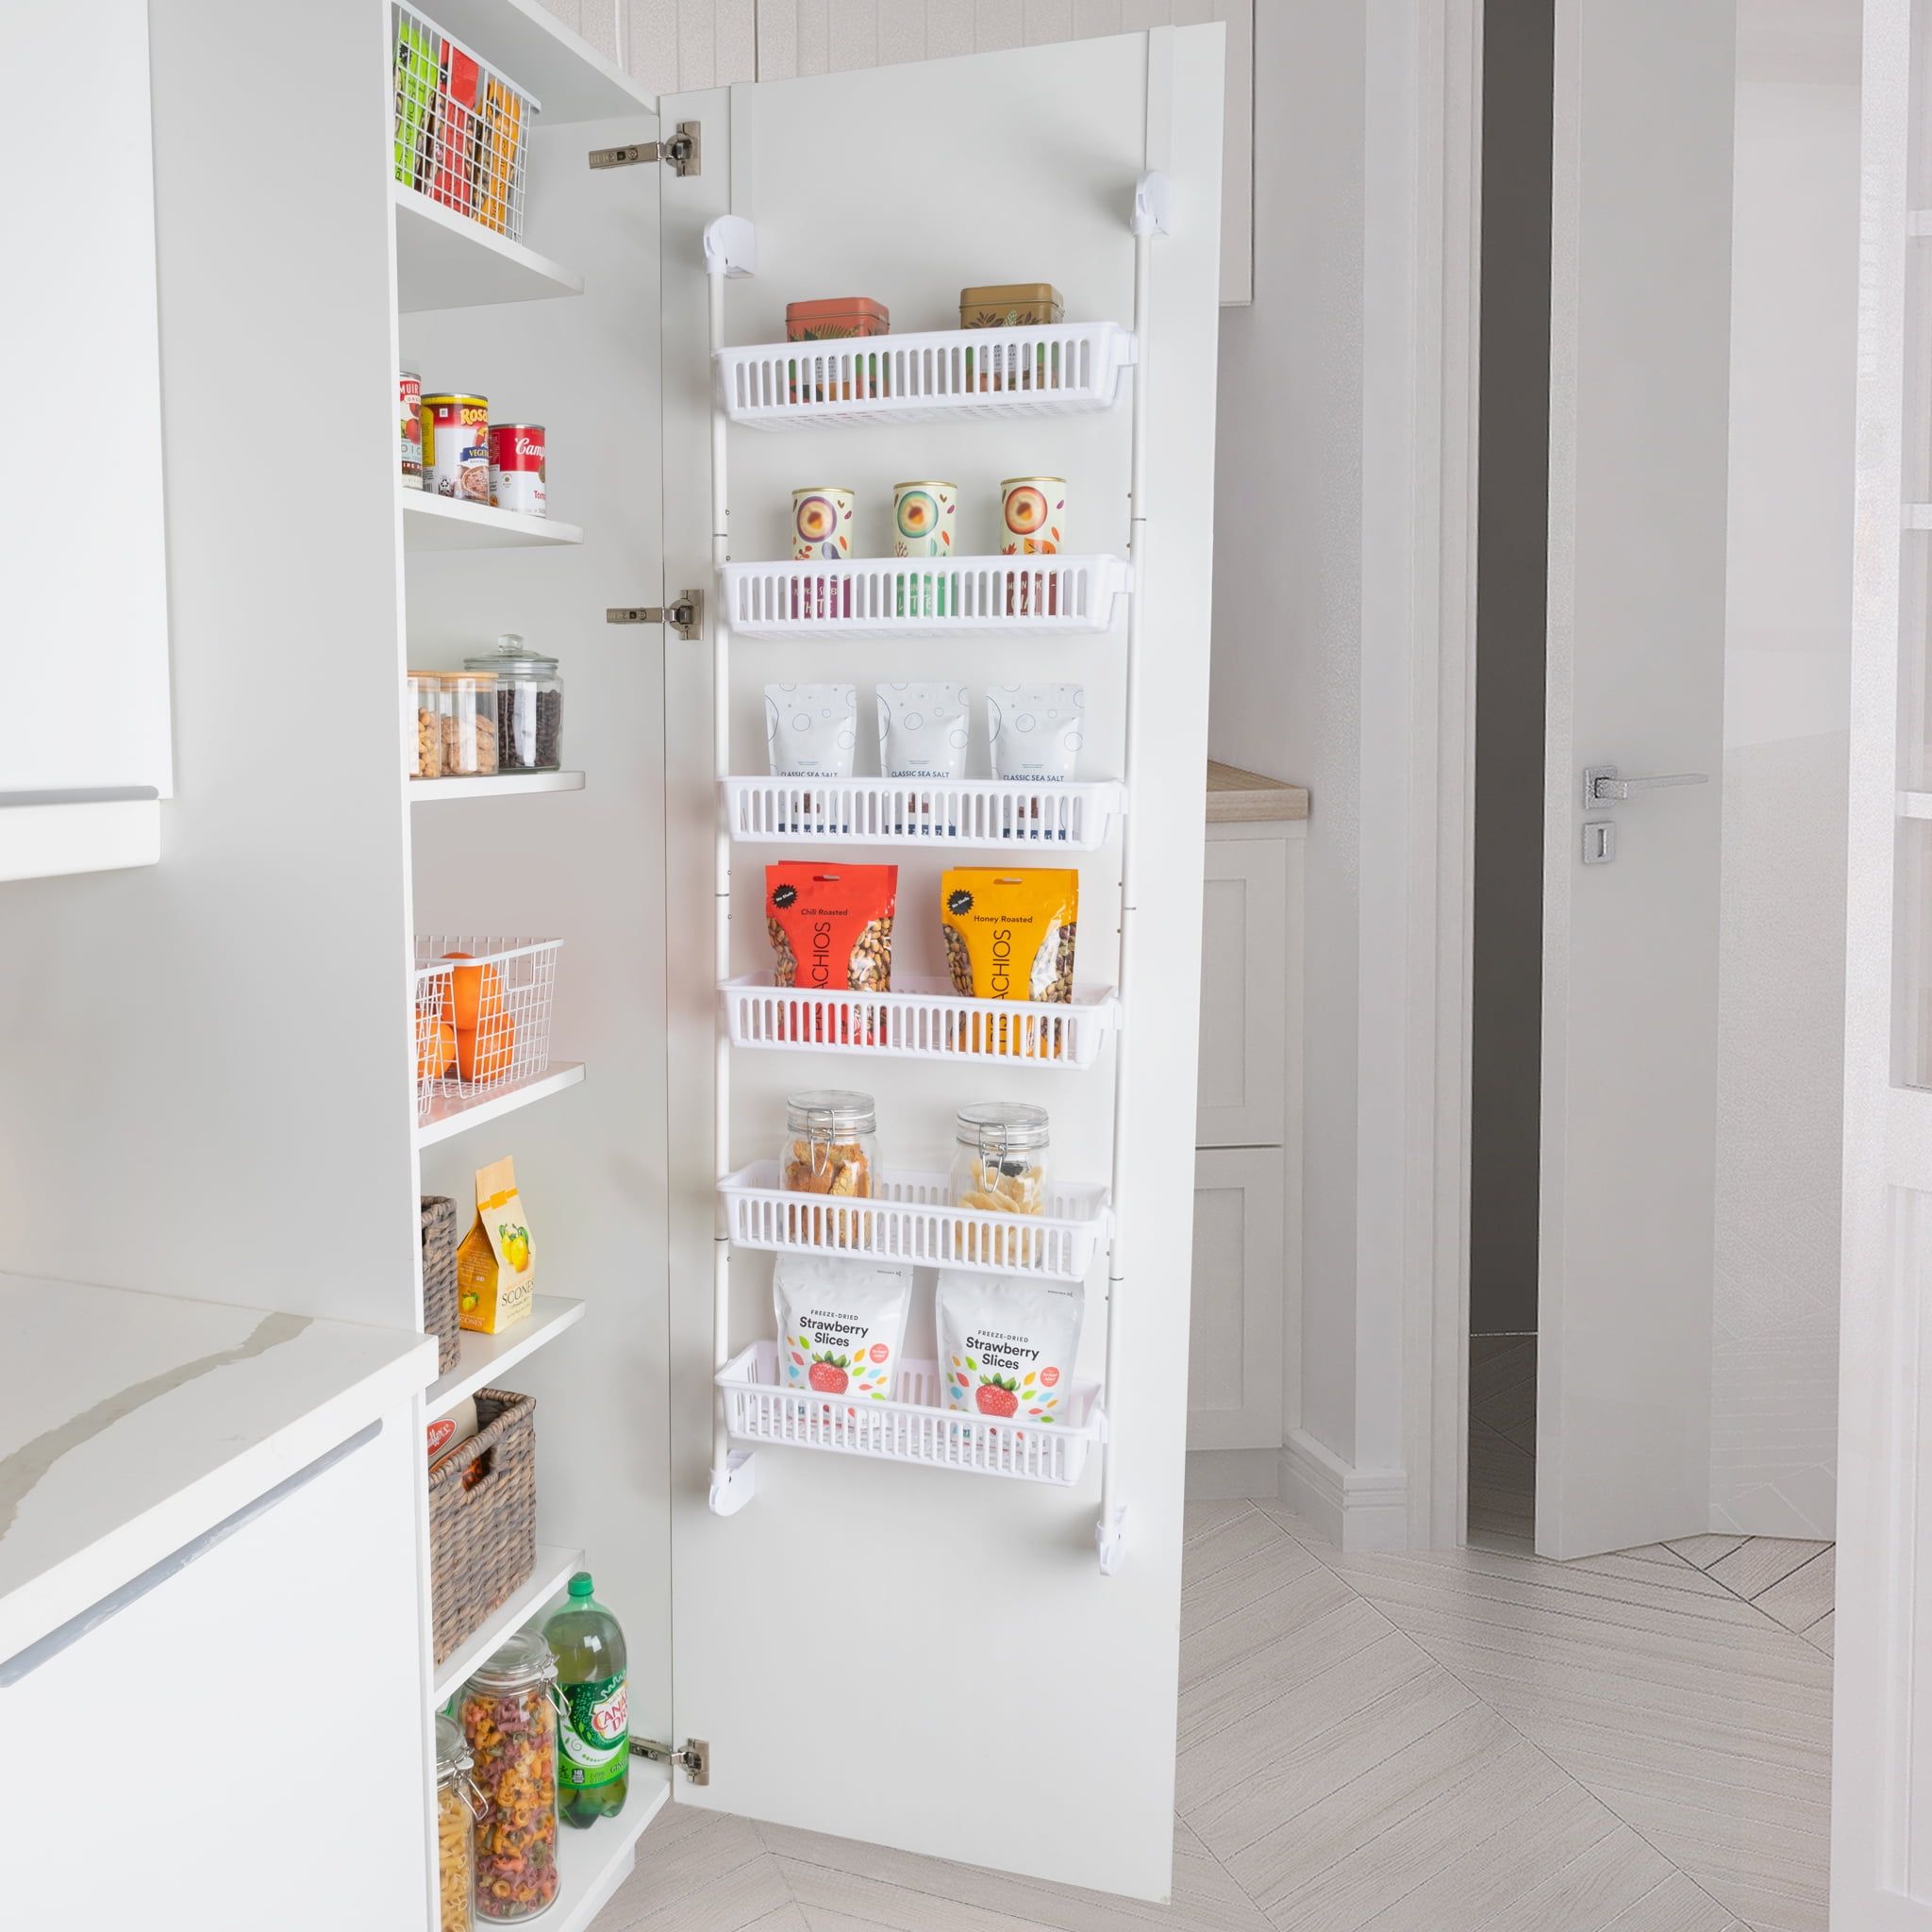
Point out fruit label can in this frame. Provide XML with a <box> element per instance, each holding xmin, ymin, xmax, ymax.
<box><xmin>892</xmin><ymin>480</ymin><xmax>956</xmax><ymax>620</ymax></box>
<box><xmin>490</xmin><ymin>423</ymin><xmax>546</xmax><ymax>517</ymax></box>
<box><xmin>399</xmin><ymin>367</ymin><xmax>423</xmax><ymax>490</ymax></box>
<box><xmin>1001</xmin><ymin>476</ymin><xmax>1065</xmax><ymax>617</ymax></box>
<box><xmin>422</xmin><ymin>392</ymin><xmax>490</xmax><ymax>503</ymax></box>
<box><xmin>791</xmin><ymin>486</ymin><xmax>855</xmax><ymax>622</ymax></box>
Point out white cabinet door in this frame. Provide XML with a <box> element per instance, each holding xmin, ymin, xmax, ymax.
<box><xmin>0</xmin><ymin>1417</ymin><xmax>428</xmax><ymax>1930</ymax></box>
<box><xmin>1188</xmin><ymin>1145</ymin><xmax>1287</xmax><ymax>1451</ymax></box>
<box><xmin>662</xmin><ymin>28</ymin><xmax>1226</xmax><ymax>1901</ymax></box>
<box><xmin>1197</xmin><ymin>828</ymin><xmax>1290</xmax><ymax>1145</ymax></box>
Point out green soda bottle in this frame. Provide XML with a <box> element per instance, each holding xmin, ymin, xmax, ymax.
<box><xmin>543</xmin><ymin>1571</ymin><xmax>628</xmax><ymax>1826</ymax></box>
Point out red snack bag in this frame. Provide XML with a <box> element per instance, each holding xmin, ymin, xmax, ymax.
<box><xmin>766</xmin><ymin>864</ymin><xmax>896</xmax><ymax>1044</ymax></box>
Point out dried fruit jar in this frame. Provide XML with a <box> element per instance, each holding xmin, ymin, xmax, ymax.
<box><xmin>441</xmin><ymin>673</ymin><xmax>499</xmax><ymax>776</ymax></box>
<box><xmin>781</xmin><ymin>1089</ymin><xmax>879</xmax><ymax>1249</ymax></box>
<box><xmin>468</xmin><ymin>635</ymin><xmax>562</xmax><ymax>772</ymax></box>
<box><xmin>460</xmin><ymin>1632</ymin><xmax>560</xmax><ymax>1924</ymax></box>
<box><xmin>435</xmin><ymin>1712</ymin><xmax>490</xmax><ymax>1932</ymax></box>
<box><xmin>952</xmin><ymin>1102</ymin><xmax>1051</xmax><ymax>1215</ymax></box>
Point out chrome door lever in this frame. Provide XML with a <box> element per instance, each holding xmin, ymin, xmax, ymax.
<box><xmin>1582</xmin><ymin>765</ymin><xmax>1709</xmax><ymax>808</ymax></box>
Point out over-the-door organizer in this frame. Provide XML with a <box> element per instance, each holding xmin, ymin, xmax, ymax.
<box><xmin>704</xmin><ymin>181</ymin><xmax>1168</xmax><ymax>1574</ymax></box>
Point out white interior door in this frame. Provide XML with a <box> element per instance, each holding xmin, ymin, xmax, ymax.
<box><xmin>1538</xmin><ymin>0</ymin><xmax>1739</xmax><ymax>1559</ymax></box>
<box><xmin>1834</xmin><ymin>1</ymin><xmax>1932</xmax><ymax>1920</ymax></box>
<box><xmin>661</xmin><ymin>29</ymin><xmax>1225</xmax><ymax>1902</ymax></box>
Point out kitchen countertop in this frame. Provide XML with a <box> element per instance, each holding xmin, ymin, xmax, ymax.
<box><xmin>1207</xmin><ymin>760</ymin><xmax>1310</xmax><ymax>824</ymax></box>
<box><xmin>0</xmin><ymin>1274</ymin><xmax>433</xmax><ymax>1666</ymax></box>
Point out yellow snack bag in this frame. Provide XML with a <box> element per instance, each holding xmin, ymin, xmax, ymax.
<box><xmin>941</xmin><ymin>869</ymin><xmax>1079</xmax><ymax>1060</ymax></box>
<box><xmin>457</xmin><ymin>1155</ymin><xmax>535</xmax><ymax>1333</ymax></box>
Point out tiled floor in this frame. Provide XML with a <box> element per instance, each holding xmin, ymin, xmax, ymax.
<box><xmin>604</xmin><ymin>1337</ymin><xmax>1833</xmax><ymax>1932</ymax></box>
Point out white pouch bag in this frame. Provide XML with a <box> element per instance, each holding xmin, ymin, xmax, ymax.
<box><xmin>935</xmin><ymin>1271</ymin><xmax>1084</xmax><ymax>1422</ymax></box>
<box><xmin>773</xmin><ymin>1254</ymin><xmax>913</xmax><ymax>1401</ymax></box>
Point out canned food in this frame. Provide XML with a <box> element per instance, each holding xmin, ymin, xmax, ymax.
<box><xmin>792</xmin><ymin>487</ymin><xmax>855</xmax><ymax>623</ymax></box>
<box><xmin>422</xmin><ymin>393</ymin><xmax>490</xmax><ymax>504</ymax></box>
<box><xmin>1002</xmin><ymin>477</ymin><xmax>1065</xmax><ymax>617</ymax></box>
<box><xmin>489</xmin><ymin>423</ymin><xmax>546</xmax><ymax>517</ymax></box>
<box><xmin>893</xmin><ymin>480</ymin><xmax>956</xmax><ymax>620</ymax></box>
<box><xmin>399</xmin><ymin>367</ymin><xmax>423</xmax><ymax>490</ymax></box>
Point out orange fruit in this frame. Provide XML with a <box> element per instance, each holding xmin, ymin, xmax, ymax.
<box><xmin>440</xmin><ymin>953</ymin><xmax>505</xmax><ymax>1034</ymax></box>
<box><xmin>455</xmin><ymin>1011</ymin><xmax>516</xmax><ymax>1082</ymax></box>
<box><xmin>414</xmin><ymin>1011</ymin><xmax>457</xmax><ymax>1082</ymax></box>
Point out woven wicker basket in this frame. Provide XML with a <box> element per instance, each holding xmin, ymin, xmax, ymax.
<box><xmin>428</xmin><ymin>1387</ymin><xmax>536</xmax><ymax>1663</ymax></box>
<box><xmin>421</xmin><ymin>1195</ymin><xmax>459</xmax><ymax>1374</ymax></box>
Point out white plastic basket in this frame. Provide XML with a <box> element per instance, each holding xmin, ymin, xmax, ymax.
<box><xmin>720</xmin><ymin>776</ymin><xmax>1126</xmax><ymax>849</ymax></box>
<box><xmin>718</xmin><ymin>555</ymin><xmax>1130</xmax><ymax>639</ymax></box>
<box><xmin>720</xmin><ymin>1163</ymin><xmax>1109</xmax><ymax>1281</ymax></box>
<box><xmin>412</xmin><ymin>936</ymin><xmax>560</xmax><ymax>1124</ymax></box>
<box><xmin>718</xmin><ymin>1341</ymin><xmax>1104</xmax><ymax>1485</ymax></box>
<box><xmin>392</xmin><ymin>5</ymin><xmax>538</xmax><ymax>242</ymax></box>
<box><xmin>722</xmin><ymin>975</ymin><xmax>1121</xmax><ymax>1069</ymax></box>
<box><xmin>716</xmin><ymin>323</ymin><xmax>1137</xmax><ymax>429</ymax></box>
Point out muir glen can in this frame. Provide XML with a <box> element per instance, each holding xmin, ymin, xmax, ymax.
<box><xmin>398</xmin><ymin>367</ymin><xmax>423</xmax><ymax>490</ymax></box>
<box><xmin>422</xmin><ymin>392</ymin><xmax>490</xmax><ymax>503</ymax></box>
<box><xmin>489</xmin><ymin>423</ymin><xmax>546</xmax><ymax>517</ymax></box>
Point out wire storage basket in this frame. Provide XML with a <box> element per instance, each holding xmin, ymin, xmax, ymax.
<box><xmin>413</xmin><ymin>936</ymin><xmax>561</xmax><ymax>1123</ymax></box>
<box><xmin>392</xmin><ymin>5</ymin><xmax>539</xmax><ymax>242</ymax></box>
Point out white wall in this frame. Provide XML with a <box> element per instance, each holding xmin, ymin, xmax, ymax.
<box><xmin>1709</xmin><ymin>5</ymin><xmax>1858</xmax><ymax>1536</ymax></box>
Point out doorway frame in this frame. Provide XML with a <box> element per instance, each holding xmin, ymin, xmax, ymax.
<box><xmin>1377</xmin><ymin>0</ymin><xmax>1483</xmax><ymax>1552</ymax></box>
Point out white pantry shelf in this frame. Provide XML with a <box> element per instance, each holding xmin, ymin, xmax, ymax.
<box><xmin>718</xmin><ymin>555</ymin><xmax>1130</xmax><ymax>638</ymax></box>
<box><xmin>403</xmin><ymin>0</ymin><xmax>654</xmax><ymax>124</ymax></box>
<box><xmin>1900</xmin><ymin>791</ymin><xmax>1932</xmax><ymax>819</ymax></box>
<box><xmin>1906</xmin><ymin>504</ymin><xmax>1932</xmax><ymax>530</ymax></box>
<box><xmin>392</xmin><ymin>183</ymin><xmax>584</xmax><ymax>311</ymax></box>
<box><xmin>416</xmin><ymin>1061</ymin><xmax>586</xmax><ymax>1147</ymax></box>
<box><xmin>720</xmin><ymin>1162</ymin><xmax>1109</xmax><ymax>1281</ymax></box>
<box><xmin>721</xmin><ymin>775</ymin><xmax>1124</xmax><ymax>849</ymax></box>
<box><xmin>403</xmin><ymin>491</ymin><xmax>584</xmax><ymax>550</ymax></box>
<box><xmin>719</xmin><ymin>1341</ymin><xmax>1105</xmax><ymax>1485</ymax></box>
<box><xmin>553</xmin><ymin>1772</ymin><xmax>671</xmax><ymax>1932</ymax></box>
<box><xmin>716</xmin><ymin>322</ymin><xmax>1135</xmax><ymax>429</ymax></box>
<box><xmin>425</xmin><ymin>1294</ymin><xmax>586</xmax><ymax>1420</ymax></box>
<box><xmin>723</xmin><ymin>975</ymin><xmax>1120</xmax><ymax>1070</ymax></box>
<box><xmin>412</xmin><ymin>770</ymin><xmax>585</xmax><ymax>801</ymax></box>
<box><xmin>432</xmin><ymin>1543</ymin><xmax>580</xmax><ymax>1706</ymax></box>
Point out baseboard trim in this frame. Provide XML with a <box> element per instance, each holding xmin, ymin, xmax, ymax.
<box><xmin>1184</xmin><ymin>1447</ymin><xmax>1285</xmax><ymax>1500</ymax></box>
<box><xmin>1281</xmin><ymin>1428</ymin><xmax>1409</xmax><ymax>1552</ymax></box>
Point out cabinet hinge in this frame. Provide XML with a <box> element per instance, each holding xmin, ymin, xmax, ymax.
<box><xmin>589</xmin><ymin>122</ymin><xmax>701</xmax><ymax>177</ymax></box>
<box><xmin>607</xmin><ymin>591</ymin><xmax>704</xmax><ymax>641</ymax></box>
<box><xmin>630</xmin><ymin>1736</ymin><xmax>709</xmax><ymax>1786</ymax></box>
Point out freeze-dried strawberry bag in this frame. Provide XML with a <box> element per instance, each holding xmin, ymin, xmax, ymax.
<box><xmin>935</xmin><ymin>1272</ymin><xmax>1084</xmax><ymax>1424</ymax></box>
<box><xmin>773</xmin><ymin>1255</ymin><xmax>912</xmax><ymax>1403</ymax></box>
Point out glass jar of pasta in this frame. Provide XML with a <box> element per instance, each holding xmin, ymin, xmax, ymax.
<box><xmin>459</xmin><ymin>1632</ymin><xmax>560</xmax><ymax>1924</ymax></box>
<box><xmin>435</xmin><ymin>1712</ymin><xmax>488</xmax><ymax>1932</ymax></box>
<box><xmin>780</xmin><ymin>1090</ymin><xmax>879</xmax><ymax>1249</ymax></box>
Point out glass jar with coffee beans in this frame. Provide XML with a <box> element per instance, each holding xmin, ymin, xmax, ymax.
<box><xmin>467</xmin><ymin>635</ymin><xmax>563</xmax><ymax>773</ymax></box>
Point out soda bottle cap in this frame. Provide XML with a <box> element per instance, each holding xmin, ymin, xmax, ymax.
<box><xmin>569</xmin><ymin>1571</ymin><xmax>594</xmax><ymax>1598</ymax></box>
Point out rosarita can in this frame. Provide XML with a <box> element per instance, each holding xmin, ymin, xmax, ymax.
<box><xmin>490</xmin><ymin>423</ymin><xmax>546</xmax><ymax>517</ymax></box>
<box><xmin>422</xmin><ymin>392</ymin><xmax>490</xmax><ymax>503</ymax></box>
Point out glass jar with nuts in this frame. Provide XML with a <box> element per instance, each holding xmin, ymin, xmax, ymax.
<box><xmin>780</xmin><ymin>1090</ymin><xmax>879</xmax><ymax>1248</ymax></box>
<box><xmin>409</xmin><ymin>672</ymin><xmax>444</xmax><ymax>778</ymax></box>
<box><xmin>441</xmin><ymin>672</ymin><xmax>499</xmax><ymax>776</ymax></box>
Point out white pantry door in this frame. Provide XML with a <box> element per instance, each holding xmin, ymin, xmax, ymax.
<box><xmin>1834</xmin><ymin>2</ymin><xmax>1932</xmax><ymax>1921</ymax></box>
<box><xmin>1538</xmin><ymin>0</ymin><xmax>1738</xmax><ymax>1558</ymax></box>
<box><xmin>659</xmin><ymin>29</ymin><xmax>1225</xmax><ymax>1904</ymax></box>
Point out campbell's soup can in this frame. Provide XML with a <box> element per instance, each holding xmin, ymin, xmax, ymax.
<box><xmin>398</xmin><ymin>367</ymin><xmax>423</xmax><ymax>490</ymax></box>
<box><xmin>489</xmin><ymin>423</ymin><xmax>546</xmax><ymax>517</ymax></box>
<box><xmin>422</xmin><ymin>392</ymin><xmax>490</xmax><ymax>503</ymax></box>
